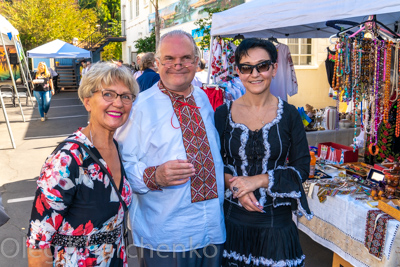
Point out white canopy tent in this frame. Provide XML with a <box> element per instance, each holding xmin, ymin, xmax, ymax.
<box><xmin>210</xmin><ymin>0</ymin><xmax>400</xmax><ymax>38</ymax></box>
<box><xmin>27</xmin><ymin>39</ymin><xmax>91</xmax><ymax>59</ymax></box>
<box><xmin>207</xmin><ymin>0</ymin><xmax>400</xmax><ymax>82</ymax></box>
<box><xmin>0</xmin><ymin>14</ymin><xmax>33</xmax><ymax>149</ymax></box>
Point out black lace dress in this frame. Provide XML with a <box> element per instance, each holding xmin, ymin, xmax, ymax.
<box><xmin>214</xmin><ymin>98</ymin><xmax>313</xmax><ymax>267</ymax></box>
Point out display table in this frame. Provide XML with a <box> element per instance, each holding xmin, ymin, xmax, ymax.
<box><xmin>298</xmin><ymin>186</ymin><xmax>400</xmax><ymax>267</ymax></box>
<box><xmin>306</xmin><ymin>128</ymin><xmax>360</xmax><ymax>147</ymax></box>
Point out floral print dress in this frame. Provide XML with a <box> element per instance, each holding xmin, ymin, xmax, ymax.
<box><xmin>27</xmin><ymin>130</ymin><xmax>132</xmax><ymax>267</ymax></box>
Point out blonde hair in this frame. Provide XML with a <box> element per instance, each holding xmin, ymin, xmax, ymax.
<box><xmin>36</xmin><ymin>62</ymin><xmax>51</xmax><ymax>78</ymax></box>
<box><xmin>78</xmin><ymin>62</ymin><xmax>139</xmax><ymax>103</ymax></box>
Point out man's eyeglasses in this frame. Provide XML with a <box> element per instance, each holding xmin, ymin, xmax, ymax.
<box><xmin>237</xmin><ymin>60</ymin><xmax>274</xmax><ymax>75</ymax></box>
<box><xmin>158</xmin><ymin>56</ymin><xmax>197</xmax><ymax>69</ymax></box>
<box><xmin>96</xmin><ymin>89</ymin><xmax>135</xmax><ymax>105</ymax></box>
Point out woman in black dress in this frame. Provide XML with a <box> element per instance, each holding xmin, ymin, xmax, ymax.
<box><xmin>215</xmin><ymin>38</ymin><xmax>313</xmax><ymax>267</ymax></box>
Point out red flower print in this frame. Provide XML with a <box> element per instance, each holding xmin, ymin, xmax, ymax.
<box><xmin>84</xmin><ymin>257</ymin><xmax>97</xmax><ymax>267</ymax></box>
<box><xmin>382</xmin><ymin>138</ymin><xmax>388</xmax><ymax>144</ymax></box>
<box><xmin>73</xmin><ymin>224</ymin><xmax>84</xmax><ymax>235</ymax></box>
<box><xmin>389</xmin><ymin>155</ymin><xmax>395</xmax><ymax>161</ymax></box>
<box><xmin>381</xmin><ymin>145</ymin><xmax>387</xmax><ymax>151</ymax></box>
<box><xmin>35</xmin><ymin>193</ymin><xmax>51</xmax><ymax>216</ymax></box>
<box><xmin>84</xmin><ymin>221</ymin><xmax>94</xmax><ymax>235</ymax></box>
<box><xmin>379</xmin><ymin>152</ymin><xmax>385</xmax><ymax>158</ymax></box>
<box><xmin>386</xmin><ymin>123</ymin><xmax>391</xmax><ymax>129</ymax></box>
<box><xmin>383</xmin><ymin>131</ymin><xmax>389</xmax><ymax>136</ymax></box>
<box><xmin>48</xmin><ymin>188</ymin><xmax>62</xmax><ymax>198</ymax></box>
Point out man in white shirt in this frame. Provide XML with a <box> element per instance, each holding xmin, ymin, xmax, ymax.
<box><xmin>115</xmin><ymin>30</ymin><xmax>225</xmax><ymax>267</ymax></box>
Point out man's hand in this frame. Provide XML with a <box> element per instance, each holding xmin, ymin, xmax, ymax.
<box><xmin>155</xmin><ymin>159</ymin><xmax>195</xmax><ymax>187</ymax></box>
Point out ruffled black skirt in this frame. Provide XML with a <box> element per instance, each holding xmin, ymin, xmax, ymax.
<box><xmin>222</xmin><ymin>201</ymin><xmax>305</xmax><ymax>267</ymax></box>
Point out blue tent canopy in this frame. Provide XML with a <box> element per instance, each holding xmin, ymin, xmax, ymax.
<box><xmin>27</xmin><ymin>39</ymin><xmax>91</xmax><ymax>58</ymax></box>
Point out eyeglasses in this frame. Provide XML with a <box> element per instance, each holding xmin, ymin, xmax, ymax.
<box><xmin>158</xmin><ymin>56</ymin><xmax>197</xmax><ymax>69</ymax></box>
<box><xmin>237</xmin><ymin>60</ymin><xmax>274</xmax><ymax>75</ymax></box>
<box><xmin>96</xmin><ymin>89</ymin><xmax>135</xmax><ymax>105</ymax></box>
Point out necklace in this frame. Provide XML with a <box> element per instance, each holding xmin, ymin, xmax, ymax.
<box><xmin>89</xmin><ymin>125</ymin><xmax>94</xmax><ymax>144</ymax></box>
<box><xmin>243</xmin><ymin>97</ymin><xmax>274</xmax><ymax>125</ymax></box>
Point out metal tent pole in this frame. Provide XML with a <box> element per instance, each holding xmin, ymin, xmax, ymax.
<box><xmin>206</xmin><ymin>36</ymin><xmax>214</xmax><ymax>84</ymax></box>
<box><xmin>13</xmin><ymin>37</ymin><xmax>34</xmax><ymax>106</ymax></box>
<box><xmin>0</xmin><ymin>94</ymin><xmax>16</xmax><ymax>149</ymax></box>
<box><xmin>1</xmin><ymin>33</ymin><xmax>25</xmax><ymax>122</ymax></box>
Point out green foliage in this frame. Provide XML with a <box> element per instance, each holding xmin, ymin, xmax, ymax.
<box><xmin>0</xmin><ymin>0</ymin><xmax>97</xmax><ymax>50</ymax></box>
<box><xmin>194</xmin><ymin>7</ymin><xmax>222</xmax><ymax>50</ymax></box>
<box><xmin>194</xmin><ymin>7</ymin><xmax>241</xmax><ymax>50</ymax></box>
<box><xmin>135</xmin><ymin>30</ymin><xmax>156</xmax><ymax>54</ymax></box>
<box><xmin>101</xmin><ymin>42</ymin><xmax>122</xmax><ymax>61</ymax></box>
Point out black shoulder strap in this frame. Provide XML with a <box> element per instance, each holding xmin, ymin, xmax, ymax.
<box><xmin>54</xmin><ymin>140</ymin><xmax>128</xmax><ymax>212</ymax></box>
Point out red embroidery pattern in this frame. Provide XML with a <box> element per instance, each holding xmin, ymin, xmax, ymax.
<box><xmin>159</xmin><ymin>81</ymin><xmax>218</xmax><ymax>203</ymax></box>
<box><xmin>365</xmin><ymin>210</ymin><xmax>394</xmax><ymax>259</ymax></box>
<box><xmin>143</xmin><ymin>166</ymin><xmax>162</xmax><ymax>191</ymax></box>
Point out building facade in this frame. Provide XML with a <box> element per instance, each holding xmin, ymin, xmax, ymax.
<box><xmin>121</xmin><ymin>0</ymin><xmax>336</xmax><ymax>109</ymax></box>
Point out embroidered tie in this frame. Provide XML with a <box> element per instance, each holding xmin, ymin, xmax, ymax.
<box><xmin>159</xmin><ymin>81</ymin><xmax>218</xmax><ymax>203</ymax></box>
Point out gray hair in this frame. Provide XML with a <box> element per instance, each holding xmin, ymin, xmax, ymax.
<box><xmin>155</xmin><ymin>30</ymin><xmax>200</xmax><ymax>59</ymax></box>
<box><xmin>78</xmin><ymin>62</ymin><xmax>139</xmax><ymax>103</ymax></box>
<box><xmin>140</xmin><ymin>52</ymin><xmax>156</xmax><ymax>70</ymax></box>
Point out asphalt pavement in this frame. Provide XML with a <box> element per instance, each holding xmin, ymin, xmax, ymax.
<box><xmin>0</xmin><ymin>91</ymin><xmax>332</xmax><ymax>266</ymax></box>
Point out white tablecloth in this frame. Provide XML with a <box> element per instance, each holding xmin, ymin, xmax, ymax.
<box><xmin>306</xmin><ymin>128</ymin><xmax>360</xmax><ymax>147</ymax></box>
<box><xmin>298</xmin><ymin>186</ymin><xmax>400</xmax><ymax>267</ymax></box>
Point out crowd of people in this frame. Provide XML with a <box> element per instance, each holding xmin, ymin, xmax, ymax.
<box><xmin>26</xmin><ymin>30</ymin><xmax>312</xmax><ymax>267</ymax></box>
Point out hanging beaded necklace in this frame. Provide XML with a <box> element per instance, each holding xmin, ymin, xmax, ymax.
<box><xmin>383</xmin><ymin>41</ymin><xmax>392</xmax><ymax>123</ymax></box>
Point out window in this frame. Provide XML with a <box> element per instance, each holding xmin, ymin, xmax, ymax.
<box><xmin>286</xmin><ymin>38</ymin><xmax>312</xmax><ymax>66</ymax></box>
<box><xmin>136</xmin><ymin>0</ymin><xmax>139</xmax><ymax>17</ymax></box>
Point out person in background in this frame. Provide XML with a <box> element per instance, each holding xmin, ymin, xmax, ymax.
<box><xmin>84</xmin><ymin>61</ymin><xmax>92</xmax><ymax>73</ymax></box>
<box><xmin>115</xmin><ymin>30</ymin><xmax>225</xmax><ymax>267</ymax></box>
<box><xmin>117</xmin><ymin>60</ymin><xmax>123</xmax><ymax>67</ymax></box>
<box><xmin>79</xmin><ymin>60</ymin><xmax>87</xmax><ymax>85</ymax></box>
<box><xmin>191</xmin><ymin>58</ymin><xmax>207</xmax><ymax>87</ymax></box>
<box><xmin>48</xmin><ymin>66</ymin><xmax>59</xmax><ymax>94</ymax></box>
<box><xmin>32</xmin><ymin>62</ymin><xmax>54</xmax><ymax>121</ymax></box>
<box><xmin>27</xmin><ymin>62</ymin><xmax>138</xmax><ymax>267</ymax></box>
<box><xmin>136</xmin><ymin>52</ymin><xmax>160</xmax><ymax>92</ymax></box>
<box><xmin>214</xmin><ymin>38</ymin><xmax>312</xmax><ymax>267</ymax></box>
<box><xmin>133</xmin><ymin>53</ymin><xmax>145</xmax><ymax>79</ymax></box>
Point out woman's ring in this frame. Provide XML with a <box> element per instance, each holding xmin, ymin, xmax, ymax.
<box><xmin>232</xmin><ymin>187</ymin><xmax>239</xmax><ymax>192</ymax></box>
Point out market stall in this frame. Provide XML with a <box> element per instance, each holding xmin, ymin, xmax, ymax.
<box><xmin>0</xmin><ymin>14</ymin><xmax>32</xmax><ymax>149</ymax></box>
<box><xmin>209</xmin><ymin>1</ymin><xmax>400</xmax><ymax>266</ymax></box>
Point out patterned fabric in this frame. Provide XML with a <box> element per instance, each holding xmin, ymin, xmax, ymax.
<box><xmin>159</xmin><ymin>81</ymin><xmax>218</xmax><ymax>203</ymax></box>
<box><xmin>26</xmin><ymin>130</ymin><xmax>132</xmax><ymax>267</ymax></box>
<box><xmin>143</xmin><ymin>166</ymin><xmax>162</xmax><ymax>191</ymax></box>
<box><xmin>365</xmin><ymin>210</ymin><xmax>395</xmax><ymax>259</ymax></box>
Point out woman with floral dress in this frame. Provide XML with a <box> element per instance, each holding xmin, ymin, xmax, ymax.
<box><xmin>214</xmin><ymin>38</ymin><xmax>313</xmax><ymax>267</ymax></box>
<box><xmin>27</xmin><ymin>62</ymin><xmax>139</xmax><ymax>267</ymax></box>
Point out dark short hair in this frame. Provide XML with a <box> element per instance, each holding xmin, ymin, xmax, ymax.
<box><xmin>235</xmin><ymin>38</ymin><xmax>277</xmax><ymax>66</ymax></box>
<box><xmin>118</xmin><ymin>59</ymin><xmax>123</xmax><ymax>63</ymax></box>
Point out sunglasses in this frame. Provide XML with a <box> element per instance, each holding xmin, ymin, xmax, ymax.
<box><xmin>237</xmin><ymin>60</ymin><xmax>274</xmax><ymax>74</ymax></box>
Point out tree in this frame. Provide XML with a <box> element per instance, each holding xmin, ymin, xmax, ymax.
<box><xmin>134</xmin><ymin>30</ymin><xmax>156</xmax><ymax>54</ymax></box>
<box><xmin>0</xmin><ymin>0</ymin><xmax>97</xmax><ymax>50</ymax></box>
<box><xmin>194</xmin><ymin>7</ymin><xmax>240</xmax><ymax>51</ymax></box>
<box><xmin>149</xmin><ymin>0</ymin><xmax>160</xmax><ymax>49</ymax></box>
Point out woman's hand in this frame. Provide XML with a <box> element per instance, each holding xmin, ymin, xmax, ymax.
<box><xmin>27</xmin><ymin>248</ymin><xmax>53</xmax><ymax>267</ymax></box>
<box><xmin>237</xmin><ymin>192</ymin><xmax>264</xmax><ymax>213</ymax></box>
<box><xmin>229</xmin><ymin>174</ymin><xmax>269</xmax><ymax>199</ymax></box>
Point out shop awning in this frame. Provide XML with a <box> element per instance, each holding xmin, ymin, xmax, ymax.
<box><xmin>210</xmin><ymin>0</ymin><xmax>400</xmax><ymax>38</ymax></box>
<box><xmin>27</xmin><ymin>39</ymin><xmax>91</xmax><ymax>58</ymax></box>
